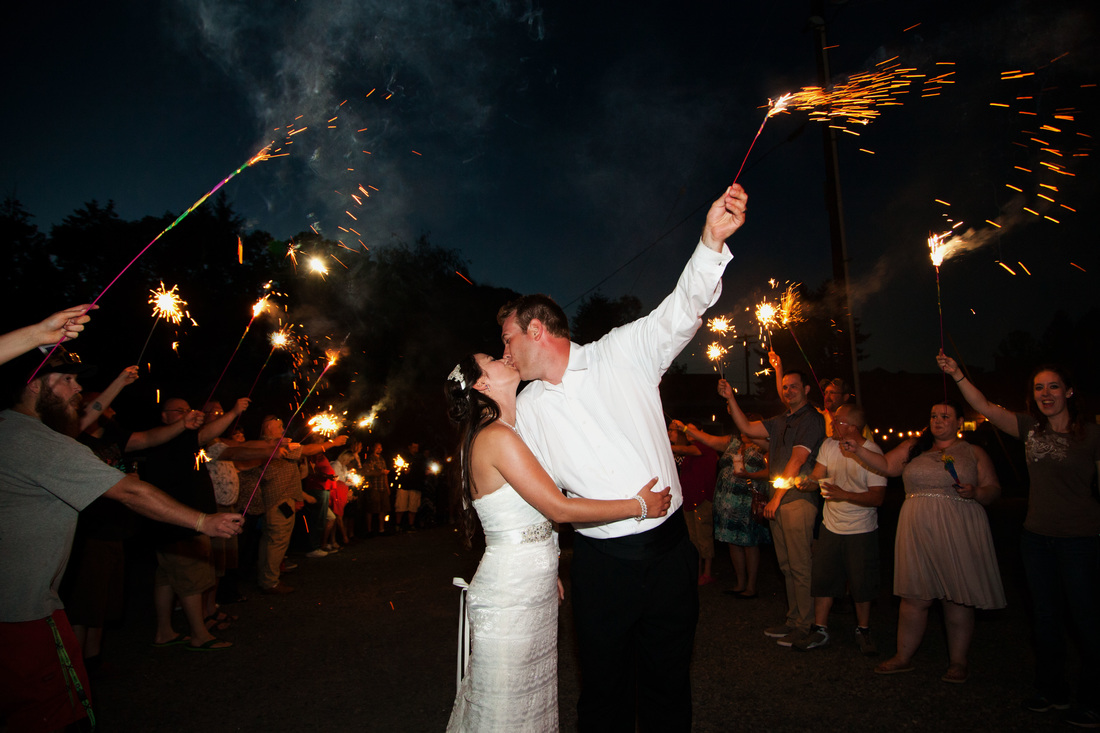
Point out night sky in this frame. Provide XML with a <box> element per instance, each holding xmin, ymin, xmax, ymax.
<box><xmin>6</xmin><ymin>0</ymin><xmax>1098</xmax><ymax>376</ymax></box>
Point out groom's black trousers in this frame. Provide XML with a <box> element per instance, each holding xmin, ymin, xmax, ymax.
<box><xmin>571</xmin><ymin>508</ymin><xmax>699</xmax><ymax>733</ymax></box>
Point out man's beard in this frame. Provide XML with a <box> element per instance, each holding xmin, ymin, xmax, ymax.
<box><xmin>37</xmin><ymin>386</ymin><xmax>81</xmax><ymax>438</ymax></box>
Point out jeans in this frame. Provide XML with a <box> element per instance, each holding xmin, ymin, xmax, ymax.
<box><xmin>1020</xmin><ymin>530</ymin><xmax>1100</xmax><ymax>709</ymax></box>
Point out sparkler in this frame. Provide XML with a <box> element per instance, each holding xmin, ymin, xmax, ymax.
<box><xmin>734</xmin><ymin>94</ymin><xmax>792</xmax><ymax>183</ymax></box>
<box><xmin>706</xmin><ymin>315</ymin><xmax>735</xmax><ymax>378</ymax></box>
<box><xmin>928</xmin><ymin>231</ymin><xmax>952</xmax><ymax>399</ymax></box>
<box><xmin>357</xmin><ymin>410</ymin><xmax>378</xmax><ymax>430</ymax></box>
<box><xmin>755</xmin><ymin>299</ymin><xmax>780</xmax><ymax>352</ymax></box>
<box><xmin>308</xmin><ymin>256</ymin><xmax>329</xmax><ymax>278</ymax></box>
<box><xmin>393</xmin><ymin>455</ymin><xmax>409</xmax><ymax>479</ymax></box>
<box><xmin>29</xmin><ymin>145</ymin><xmax>275</xmax><ymax>382</ymax></box>
<box><xmin>241</xmin><ymin>349</ymin><xmax>340</xmax><ymax>516</ymax></box>
<box><xmin>775</xmin><ymin>283</ymin><xmax>824</xmax><ymax>397</ymax></box>
<box><xmin>706</xmin><ymin>342</ymin><xmax>728</xmax><ymax>378</ymax></box>
<box><xmin>203</xmin><ymin>295</ymin><xmax>272</xmax><ymax>410</ymax></box>
<box><xmin>308</xmin><ymin>412</ymin><xmax>344</xmax><ymax>437</ymax></box>
<box><xmin>137</xmin><ymin>283</ymin><xmax>187</xmax><ymax>365</ymax></box>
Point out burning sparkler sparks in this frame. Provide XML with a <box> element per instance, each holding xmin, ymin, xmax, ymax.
<box><xmin>308</xmin><ymin>256</ymin><xmax>329</xmax><ymax>278</ymax></box>
<box><xmin>137</xmin><ymin>283</ymin><xmax>188</xmax><ymax>365</ymax></box>
<box><xmin>357</xmin><ymin>411</ymin><xmax>378</xmax><ymax>430</ymax></box>
<box><xmin>393</xmin><ymin>455</ymin><xmax>409</xmax><ymax>478</ymax></box>
<box><xmin>149</xmin><ymin>283</ymin><xmax>186</xmax><ymax>324</ymax></box>
<box><xmin>308</xmin><ymin>412</ymin><xmax>344</xmax><ymax>437</ymax></box>
<box><xmin>706</xmin><ymin>342</ymin><xmax>728</xmax><ymax>377</ymax></box>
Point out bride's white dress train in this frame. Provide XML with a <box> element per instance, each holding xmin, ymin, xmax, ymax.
<box><xmin>446</xmin><ymin>484</ymin><xmax>559</xmax><ymax>732</ymax></box>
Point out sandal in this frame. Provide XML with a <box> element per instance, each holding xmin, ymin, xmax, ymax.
<box><xmin>874</xmin><ymin>657</ymin><xmax>915</xmax><ymax>675</ymax></box>
<box><xmin>186</xmin><ymin>638</ymin><xmax>234</xmax><ymax>651</ymax></box>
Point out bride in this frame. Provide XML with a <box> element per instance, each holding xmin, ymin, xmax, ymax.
<box><xmin>444</xmin><ymin>353</ymin><xmax>671</xmax><ymax>732</ymax></box>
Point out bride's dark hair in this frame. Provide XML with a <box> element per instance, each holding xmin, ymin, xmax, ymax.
<box><xmin>445</xmin><ymin>354</ymin><xmax>500</xmax><ymax>548</ymax></box>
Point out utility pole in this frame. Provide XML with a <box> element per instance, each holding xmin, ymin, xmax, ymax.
<box><xmin>809</xmin><ymin>4</ymin><xmax>863</xmax><ymax>404</ymax></box>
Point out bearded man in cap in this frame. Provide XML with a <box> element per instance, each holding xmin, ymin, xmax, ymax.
<box><xmin>0</xmin><ymin>348</ymin><xmax>242</xmax><ymax>732</ymax></box>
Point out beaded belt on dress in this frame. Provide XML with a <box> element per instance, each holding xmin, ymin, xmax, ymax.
<box><xmin>906</xmin><ymin>492</ymin><xmax>976</xmax><ymax>504</ymax></box>
<box><xmin>484</xmin><ymin>521</ymin><xmax>554</xmax><ymax>545</ymax></box>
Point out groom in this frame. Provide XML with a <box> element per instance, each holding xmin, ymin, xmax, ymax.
<box><xmin>499</xmin><ymin>183</ymin><xmax>748</xmax><ymax>732</ymax></box>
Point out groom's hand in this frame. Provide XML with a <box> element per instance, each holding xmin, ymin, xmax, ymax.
<box><xmin>701</xmin><ymin>184</ymin><xmax>748</xmax><ymax>251</ymax></box>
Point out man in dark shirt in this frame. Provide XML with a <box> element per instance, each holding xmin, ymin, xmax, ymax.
<box><xmin>721</xmin><ymin>370</ymin><xmax>826</xmax><ymax>647</ymax></box>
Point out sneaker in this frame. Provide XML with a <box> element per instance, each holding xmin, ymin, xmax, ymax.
<box><xmin>282</xmin><ymin>561</ymin><xmax>298</xmax><ymax>572</ymax></box>
<box><xmin>855</xmin><ymin>627</ymin><xmax>878</xmax><ymax>656</ymax></box>
<box><xmin>777</xmin><ymin>628</ymin><xmax>809</xmax><ymax>648</ymax></box>
<box><xmin>792</xmin><ymin>626</ymin><xmax>829</xmax><ymax>651</ymax></box>
<box><xmin>1023</xmin><ymin>694</ymin><xmax>1071</xmax><ymax>713</ymax></box>
<box><xmin>764</xmin><ymin>624</ymin><xmax>795</xmax><ymax>638</ymax></box>
<box><xmin>323</xmin><ymin>544</ymin><xmax>341</xmax><ymax>553</ymax></box>
<box><xmin>305</xmin><ymin>549</ymin><xmax>328</xmax><ymax>558</ymax></box>
<box><xmin>1066</xmin><ymin>707</ymin><xmax>1100</xmax><ymax>729</ymax></box>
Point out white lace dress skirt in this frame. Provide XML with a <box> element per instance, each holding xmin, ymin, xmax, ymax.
<box><xmin>447</xmin><ymin>486</ymin><xmax>560</xmax><ymax>732</ymax></box>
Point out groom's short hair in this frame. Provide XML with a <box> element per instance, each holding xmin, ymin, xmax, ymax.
<box><xmin>497</xmin><ymin>295</ymin><xmax>570</xmax><ymax>339</ymax></box>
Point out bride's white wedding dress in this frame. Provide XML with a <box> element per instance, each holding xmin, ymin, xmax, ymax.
<box><xmin>447</xmin><ymin>484</ymin><xmax>559</xmax><ymax>732</ymax></box>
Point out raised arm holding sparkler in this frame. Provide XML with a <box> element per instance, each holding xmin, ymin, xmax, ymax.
<box><xmin>0</xmin><ymin>305</ymin><xmax>97</xmax><ymax>366</ymax></box>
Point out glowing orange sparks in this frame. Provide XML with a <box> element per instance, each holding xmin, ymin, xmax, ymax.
<box><xmin>150</xmin><ymin>283</ymin><xmax>186</xmax><ymax>324</ymax></box>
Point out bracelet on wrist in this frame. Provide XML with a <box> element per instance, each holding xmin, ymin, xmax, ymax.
<box><xmin>954</xmin><ymin>376</ymin><xmax>964</xmax><ymax>383</ymax></box>
<box><xmin>195</xmin><ymin>513</ymin><xmax>206</xmax><ymax>532</ymax></box>
<box><xmin>633</xmin><ymin>494</ymin><xmax>647</xmax><ymax>522</ymax></box>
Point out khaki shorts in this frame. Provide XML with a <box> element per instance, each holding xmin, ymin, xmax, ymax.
<box><xmin>394</xmin><ymin>489</ymin><xmax>421</xmax><ymax>513</ymax></box>
<box><xmin>155</xmin><ymin>535</ymin><xmax>216</xmax><ymax>596</ymax></box>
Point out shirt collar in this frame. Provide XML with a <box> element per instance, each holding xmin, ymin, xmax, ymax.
<box><xmin>565</xmin><ymin>342</ymin><xmax>587</xmax><ymax>372</ymax></box>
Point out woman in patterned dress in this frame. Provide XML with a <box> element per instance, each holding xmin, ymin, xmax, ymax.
<box><xmin>673</xmin><ymin>377</ymin><xmax>771</xmax><ymax>599</ymax></box>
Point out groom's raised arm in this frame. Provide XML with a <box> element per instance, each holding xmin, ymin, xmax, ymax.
<box><xmin>701</xmin><ymin>184</ymin><xmax>748</xmax><ymax>251</ymax></box>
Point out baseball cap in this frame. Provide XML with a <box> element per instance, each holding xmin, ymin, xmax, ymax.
<box><xmin>31</xmin><ymin>346</ymin><xmax>97</xmax><ymax>379</ymax></box>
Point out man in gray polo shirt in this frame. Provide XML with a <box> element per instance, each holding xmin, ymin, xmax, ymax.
<box><xmin>722</xmin><ymin>369</ymin><xmax>826</xmax><ymax>647</ymax></box>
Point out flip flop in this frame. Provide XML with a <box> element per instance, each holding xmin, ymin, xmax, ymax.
<box><xmin>186</xmin><ymin>638</ymin><xmax>234</xmax><ymax>651</ymax></box>
<box><xmin>151</xmin><ymin>633</ymin><xmax>191</xmax><ymax>648</ymax></box>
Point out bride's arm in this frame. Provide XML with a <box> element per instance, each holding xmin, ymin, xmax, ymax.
<box><xmin>478</xmin><ymin>425</ymin><xmax>671</xmax><ymax>523</ymax></box>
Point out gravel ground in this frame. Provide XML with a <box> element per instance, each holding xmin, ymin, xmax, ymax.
<box><xmin>86</xmin><ymin>496</ymin><xmax>1077</xmax><ymax>732</ymax></box>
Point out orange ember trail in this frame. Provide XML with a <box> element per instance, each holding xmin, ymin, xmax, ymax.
<box><xmin>455</xmin><ymin>271</ymin><xmax>473</xmax><ymax>285</ymax></box>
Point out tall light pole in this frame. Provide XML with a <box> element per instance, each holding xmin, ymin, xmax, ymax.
<box><xmin>810</xmin><ymin>5</ymin><xmax>863</xmax><ymax>405</ymax></box>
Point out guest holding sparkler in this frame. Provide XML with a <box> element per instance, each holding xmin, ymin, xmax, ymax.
<box><xmin>141</xmin><ymin>395</ymin><xmax>256</xmax><ymax>649</ymax></box>
<box><xmin>0</xmin><ymin>349</ymin><xmax>242</xmax><ymax>731</ymax></box>
<box><xmin>0</xmin><ymin>304</ymin><xmax>95</xmax><ymax>365</ymax></box>
<box><xmin>363</xmin><ymin>442</ymin><xmax>390</xmax><ymax>535</ymax></box>
<box><xmin>725</xmin><ymin>369</ymin><xmax>825</xmax><ymax>647</ymax></box>
<box><xmin>842</xmin><ymin>400</ymin><xmax>1004</xmax><ymax>683</ymax></box>
<box><xmin>673</xmin><ymin>392</ymin><xmax>771</xmax><ymax>599</ymax></box>
<box><xmin>937</xmin><ymin>355</ymin><xmax>1100</xmax><ymax>724</ymax></box>
<box><xmin>444</xmin><ymin>354</ymin><xmax>671</xmax><ymax>733</ymax></box>
<box><xmin>246</xmin><ymin>416</ymin><xmax>346</xmax><ymax>594</ymax></box>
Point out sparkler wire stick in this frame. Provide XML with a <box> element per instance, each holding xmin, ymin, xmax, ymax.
<box><xmin>202</xmin><ymin>298</ymin><xmax>269</xmax><ymax>410</ymax></box>
<box><xmin>733</xmin><ymin>115</ymin><xmax>770</xmax><ymax>184</ymax></box>
<box><xmin>935</xmin><ymin>265</ymin><xmax>947</xmax><ymax>400</ymax></box>
<box><xmin>240</xmin><ymin>357</ymin><xmax>336</xmax><ymax>516</ymax></box>
<box><xmin>28</xmin><ymin>145</ymin><xmax>273</xmax><ymax>382</ymax></box>
<box><xmin>733</xmin><ymin>95</ymin><xmax>791</xmax><ymax>184</ymax></box>
<box><xmin>135</xmin><ymin>317</ymin><xmax>162</xmax><ymax>366</ymax></box>
<box><xmin>785</xmin><ymin>324</ymin><xmax>825</xmax><ymax>401</ymax></box>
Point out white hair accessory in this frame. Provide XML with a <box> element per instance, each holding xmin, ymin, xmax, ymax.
<box><xmin>448</xmin><ymin>364</ymin><xmax>466</xmax><ymax>390</ymax></box>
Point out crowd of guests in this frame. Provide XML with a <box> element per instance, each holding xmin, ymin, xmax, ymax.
<box><xmin>2</xmin><ymin>304</ymin><xmax>1097</xmax><ymax>730</ymax></box>
<box><xmin>0</xmin><ymin>305</ymin><xmax>439</xmax><ymax>732</ymax></box>
<box><xmin>668</xmin><ymin>350</ymin><xmax>1099</xmax><ymax>728</ymax></box>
